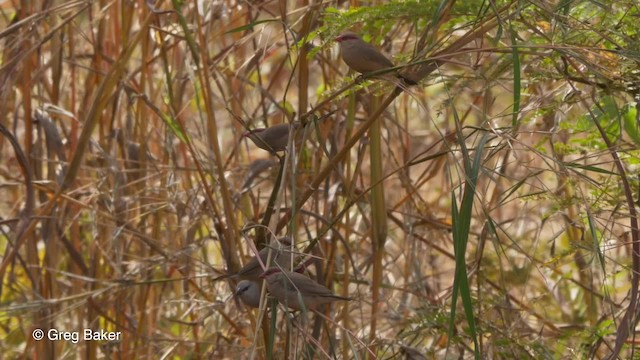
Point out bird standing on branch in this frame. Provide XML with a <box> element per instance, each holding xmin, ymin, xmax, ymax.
<box><xmin>261</xmin><ymin>268</ymin><xmax>351</xmax><ymax>310</ymax></box>
<box><xmin>214</xmin><ymin>237</ymin><xmax>294</xmax><ymax>282</ymax></box>
<box><xmin>243</xmin><ymin>123</ymin><xmax>295</xmax><ymax>154</ymax></box>
<box><xmin>335</xmin><ymin>31</ymin><xmax>416</xmax><ymax>85</ymax></box>
<box><xmin>235</xmin><ymin>280</ymin><xmax>262</xmax><ymax>308</ymax></box>
<box><xmin>234</xmin><ymin>257</ymin><xmax>316</xmax><ymax>309</ymax></box>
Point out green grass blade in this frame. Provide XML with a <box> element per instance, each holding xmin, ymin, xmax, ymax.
<box><xmin>449</xmin><ymin>133</ymin><xmax>488</xmax><ymax>359</ymax></box>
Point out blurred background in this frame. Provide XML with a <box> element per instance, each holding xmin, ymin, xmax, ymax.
<box><xmin>0</xmin><ymin>0</ymin><xmax>639</xmax><ymax>358</ymax></box>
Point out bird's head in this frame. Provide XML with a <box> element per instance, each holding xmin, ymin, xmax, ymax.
<box><xmin>335</xmin><ymin>31</ymin><xmax>360</xmax><ymax>43</ymax></box>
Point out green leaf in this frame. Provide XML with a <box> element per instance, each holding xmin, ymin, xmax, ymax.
<box><xmin>449</xmin><ymin>133</ymin><xmax>487</xmax><ymax>360</ymax></box>
<box><xmin>510</xmin><ymin>21</ymin><xmax>521</xmax><ymax>127</ymax></box>
<box><xmin>581</xmin><ymin>96</ymin><xmax>622</xmax><ymax>142</ymax></box>
<box><xmin>563</xmin><ymin>162</ymin><xmax>618</xmax><ymax>175</ymax></box>
<box><xmin>623</xmin><ymin>104</ymin><xmax>640</xmax><ymax>144</ymax></box>
<box><xmin>159</xmin><ymin>112</ymin><xmax>189</xmax><ymax>143</ymax></box>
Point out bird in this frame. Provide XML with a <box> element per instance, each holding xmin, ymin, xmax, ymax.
<box><xmin>243</xmin><ymin>123</ymin><xmax>295</xmax><ymax>153</ymax></box>
<box><xmin>335</xmin><ymin>31</ymin><xmax>416</xmax><ymax>85</ymax></box>
<box><xmin>261</xmin><ymin>268</ymin><xmax>351</xmax><ymax>310</ymax></box>
<box><xmin>400</xmin><ymin>345</ymin><xmax>428</xmax><ymax>360</ymax></box>
<box><xmin>240</xmin><ymin>158</ymin><xmax>277</xmax><ymax>193</ymax></box>
<box><xmin>235</xmin><ymin>280</ymin><xmax>262</xmax><ymax>308</ymax></box>
<box><xmin>234</xmin><ymin>259</ymin><xmax>314</xmax><ymax>309</ymax></box>
<box><xmin>214</xmin><ymin>237</ymin><xmax>295</xmax><ymax>282</ymax></box>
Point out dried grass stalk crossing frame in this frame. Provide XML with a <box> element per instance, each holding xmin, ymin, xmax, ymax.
<box><xmin>0</xmin><ymin>0</ymin><xmax>638</xmax><ymax>358</ymax></box>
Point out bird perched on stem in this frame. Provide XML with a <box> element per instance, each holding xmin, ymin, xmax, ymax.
<box><xmin>335</xmin><ymin>31</ymin><xmax>416</xmax><ymax>85</ymax></box>
<box><xmin>235</xmin><ymin>280</ymin><xmax>262</xmax><ymax>308</ymax></box>
<box><xmin>214</xmin><ymin>237</ymin><xmax>294</xmax><ymax>282</ymax></box>
<box><xmin>261</xmin><ymin>268</ymin><xmax>351</xmax><ymax>310</ymax></box>
<box><xmin>243</xmin><ymin>123</ymin><xmax>296</xmax><ymax>153</ymax></box>
<box><xmin>234</xmin><ymin>258</ymin><xmax>315</xmax><ymax>309</ymax></box>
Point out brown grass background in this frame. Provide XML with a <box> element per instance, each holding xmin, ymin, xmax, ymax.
<box><xmin>0</xmin><ymin>0</ymin><xmax>639</xmax><ymax>359</ymax></box>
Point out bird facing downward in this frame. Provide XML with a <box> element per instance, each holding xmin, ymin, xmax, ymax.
<box><xmin>243</xmin><ymin>123</ymin><xmax>293</xmax><ymax>153</ymax></box>
<box><xmin>261</xmin><ymin>268</ymin><xmax>351</xmax><ymax>311</ymax></box>
<box><xmin>235</xmin><ymin>280</ymin><xmax>262</xmax><ymax>308</ymax></box>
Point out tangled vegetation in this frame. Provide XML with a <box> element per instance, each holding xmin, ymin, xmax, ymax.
<box><xmin>0</xmin><ymin>0</ymin><xmax>639</xmax><ymax>358</ymax></box>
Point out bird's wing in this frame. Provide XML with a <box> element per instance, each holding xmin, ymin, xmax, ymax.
<box><xmin>360</xmin><ymin>44</ymin><xmax>394</xmax><ymax>69</ymax></box>
<box><xmin>288</xmin><ymin>272</ymin><xmax>347</xmax><ymax>298</ymax></box>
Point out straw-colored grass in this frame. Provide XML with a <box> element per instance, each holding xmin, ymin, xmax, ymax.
<box><xmin>1</xmin><ymin>0</ymin><xmax>639</xmax><ymax>359</ymax></box>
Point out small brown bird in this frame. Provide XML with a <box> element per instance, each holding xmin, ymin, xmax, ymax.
<box><xmin>335</xmin><ymin>31</ymin><xmax>415</xmax><ymax>84</ymax></box>
<box><xmin>235</xmin><ymin>280</ymin><xmax>262</xmax><ymax>308</ymax></box>
<box><xmin>215</xmin><ymin>237</ymin><xmax>294</xmax><ymax>282</ymax></box>
<box><xmin>243</xmin><ymin>123</ymin><xmax>293</xmax><ymax>153</ymax></box>
<box><xmin>240</xmin><ymin>158</ymin><xmax>277</xmax><ymax>193</ymax></box>
<box><xmin>335</xmin><ymin>31</ymin><xmax>394</xmax><ymax>74</ymax></box>
<box><xmin>234</xmin><ymin>259</ymin><xmax>313</xmax><ymax>309</ymax></box>
<box><xmin>261</xmin><ymin>268</ymin><xmax>351</xmax><ymax>310</ymax></box>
